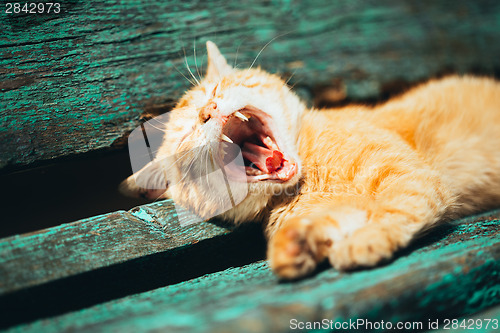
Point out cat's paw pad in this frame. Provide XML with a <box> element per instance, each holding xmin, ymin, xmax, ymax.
<box><xmin>329</xmin><ymin>226</ymin><xmax>395</xmax><ymax>270</ymax></box>
<box><xmin>268</xmin><ymin>219</ymin><xmax>318</xmax><ymax>280</ymax></box>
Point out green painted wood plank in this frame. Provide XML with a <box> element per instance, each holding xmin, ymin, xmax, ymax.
<box><xmin>2</xmin><ymin>0</ymin><xmax>500</xmax><ymax>169</ymax></box>
<box><xmin>5</xmin><ymin>210</ymin><xmax>499</xmax><ymax>332</ymax></box>
<box><xmin>0</xmin><ymin>200</ymin><xmax>226</xmax><ymax>295</ymax></box>
<box><xmin>0</xmin><ymin>200</ymin><xmax>266</xmax><ymax>328</ymax></box>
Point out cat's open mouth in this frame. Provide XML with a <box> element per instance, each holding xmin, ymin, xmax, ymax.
<box><xmin>219</xmin><ymin>106</ymin><xmax>297</xmax><ymax>182</ymax></box>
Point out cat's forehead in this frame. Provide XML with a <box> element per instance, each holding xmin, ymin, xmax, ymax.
<box><xmin>177</xmin><ymin>68</ymin><xmax>284</xmax><ymax>109</ymax></box>
<box><xmin>205</xmin><ymin>68</ymin><xmax>279</xmax><ymax>88</ymax></box>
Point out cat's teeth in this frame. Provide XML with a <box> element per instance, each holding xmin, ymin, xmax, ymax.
<box><xmin>234</xmin><ymin>111</ymin><xmax>249</xmax><ymax>122</ymax></box>
<box><xmin>220</xmin><ymin>143</ymin><xmax>229</xmax><ymax>157</ymax></box>
<box><xmin>221</xmin><ymin>134</ymin><xmax>233</xmax><ymax>143</ymax></box>
<box><xmin>252</xmin><ymin>174</ymin><xmax>271</xmax><ymax>180</ymax></box>
<box><xmin>262</xmin><ymin>136</ymin><xmax>279</xmax><ymax>150</ymax></box>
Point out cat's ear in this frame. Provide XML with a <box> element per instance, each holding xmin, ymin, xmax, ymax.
<box><xmin>119</xmin><ymin>160</ymin><xmax>169</xmax><ymax>200</ymax></box>
<box><xmin>206</xmin><ymin>41</ymin><xmax>233</xmax><ymax>81</ymax></box>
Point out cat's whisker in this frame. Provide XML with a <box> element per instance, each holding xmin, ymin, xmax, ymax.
<box><xmin>193</xmin><ymin>39</ymin><xmax>203</xmax><ymax>83</ymax></box>
<box><xmin>221</xmin><ymin>134</ymin><xmax>233</xmax><ymax>143</ymax></box>
<box><xmin>146</xmin><ymin>116</ymin><xmax>187</xmax><ymax>129</ymax></box>
<box><xmin>178</xmin><ymin>140</ymin><xmax>208</xmax><ymax>185</ymax></box>
<box><xmin>185</xmin><ymin>58</ymin><xmax>200</xmax><ymax>86</ymax></box>
<box><xmin>233</xmin><ymin>38</ymin><xmax>247</xmax><ymax>68</ymax></box>
<box><xmin>141</xmin><ymin>120</ymin><xmax>199</xmax><ymax>137</ymax></box>
<box><xmin>199</xmin><ymin>53</ymin><xmax>207</xmax><ymax>80</ymax></box>
<box><xmin>175</xmin><ymin>153</ymin><xmax>198</xmax><ymax>186</ymax></box>
<box><xmin>288</xmin><ymin>78</ymin><xmax>304</xmax><ymax>90</ymax></box>
<box><xmin>234</xmin><ymin>111</ymin><xmax>249</xmax><ymax>122</ymax></box>
<box><xmin>198</xmin><ymin>148</ymin><xmax>204</xmax><ymax>189</ymax></box>
<box><xmin>249</xmin><ymin>31</ymin><xmax>292</xmax><ymax>70</ymax></box>
<box><xmin>183</xmin><ymin>45</ymin><xmax>200</xmax><ymax>86</ymax></box>
<box><xmin>141</xmin><ymin>121</ymin><xmax>170</xmax><ymax>134</ymax></box>
<box><xmin>154</xmin><ymin>141</ymin><xmax>205</xmax><ymax>185</ymax></box>
<box><xmin>205</xmin><ymin>147</ymin><xmax>213</xmax><ymax>188</ymax></box>
<box><xmin>285</xmin><ymin>69</ymin><xmax>298</xmax><ymax>86</ymax></box>
<box><xmin>171</xmin><ymin>61</ymin><xmax>196</xmax><ymax>86</ymax></box>
<box><xmin>202</xmin><ymin>148</ymin><xmax>207</xmax><ymax>183</ymax></box>
<box><xmin>146</xmin><ymin>116</ymin><xmax>193</xmax><ymax>129</ymax></box>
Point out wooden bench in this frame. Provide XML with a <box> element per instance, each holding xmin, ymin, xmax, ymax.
<box><xmin>1</xmin><ymin>203</ymin><xmax>499</xmax><ymax>331</ymax></box>
<box><xmin>1</xmin><ymin>1</ymin><xmax>500</xmax><ymax>331</ymax></box>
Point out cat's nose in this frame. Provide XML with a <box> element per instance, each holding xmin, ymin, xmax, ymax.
<box><xmin>199</xmin><ymin>101</ymin><xmax>218</xmax><ymax>123</ymax></box>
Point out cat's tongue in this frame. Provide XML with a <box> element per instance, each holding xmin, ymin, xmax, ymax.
<box><xmin>266</xmin><ymin>150</ymin><xmax>285</xmax><ymax>173</ymax></box>
<box><xmin>242</xmin><ymin>142</ymin><xmax>285</xmax><ymax>173</ymax></box>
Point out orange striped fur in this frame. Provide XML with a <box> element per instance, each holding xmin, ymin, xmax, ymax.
<box><xmin>268</xmin><ymin>76</ymin><xmax>500</xmax><ymax>278</ymax></box>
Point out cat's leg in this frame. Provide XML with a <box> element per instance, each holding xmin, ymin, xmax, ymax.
<box><xmin>267</xmin><ymin>203</ymin><xmax>371</xmax><ymax>279</ymax></box>
<box><xmin>268</xmin><ymin>170</ymin><xmax>453</xmax><ymax>279</ymax></box>
<box><xmin>328</xmin><ymin>173</ymin><xmax>452</xmax><ymax>270</ymax></box>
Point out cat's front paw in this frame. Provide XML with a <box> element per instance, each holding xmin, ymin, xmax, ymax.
<box><xmin>268</xmin><ymin>218</ymin><xmax>322</xmax><ymax>280</ymax></box>
<box><xmin>329</xmin><ymin>226</ymin><xmax>397</xmax><ymax>270</ymax></box>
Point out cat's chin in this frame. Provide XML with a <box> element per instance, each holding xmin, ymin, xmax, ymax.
<box><xmin>218</xmin><ymin>105</ymin><xmax>298</xmax><ymax>183</ymax></box>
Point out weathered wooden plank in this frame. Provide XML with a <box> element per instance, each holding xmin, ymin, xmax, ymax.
<box><xmin>4</xmin><ymin>210</ymin><xmax>499</xmax><ymax>332</ymax></box>
<box><xmin>0</xmin><ymin>200</ymin><xmax>267</xmax><ymax>328</ymax></box>
<box><xmin>2</xmin><ymin>0</ymin><xmax>500</xmax><ymax>169</ymax></box>
<box><xmin>0</xmin><ymin>200</ymin><xmax>225</xmax><ymax>295</ymax></box>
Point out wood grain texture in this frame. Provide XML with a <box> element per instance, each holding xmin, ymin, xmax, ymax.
<box><xmin>0</xmin><ymin>200</ymin><xmax>267</xmax><ymax>329</ymax></box>
<box><xmin>1</xmin><ymin>0</ymin><xmax>500</xmax><ymax>169</ymax></box>
<box><xmin>0</xmin><ymin>200</ymin><xmax>226</xmax><ymax>295</ymax></box>
<box><xmin>3</xmin><ymin>209</ymin><xmax>499</xmax><ymax>332</ymax></box>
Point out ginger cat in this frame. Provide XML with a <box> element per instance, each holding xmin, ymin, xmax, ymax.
<box><xmin>121</xmin><ymin>41</ymin><xmax>500</xmax><ymax>279</ymax></box>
